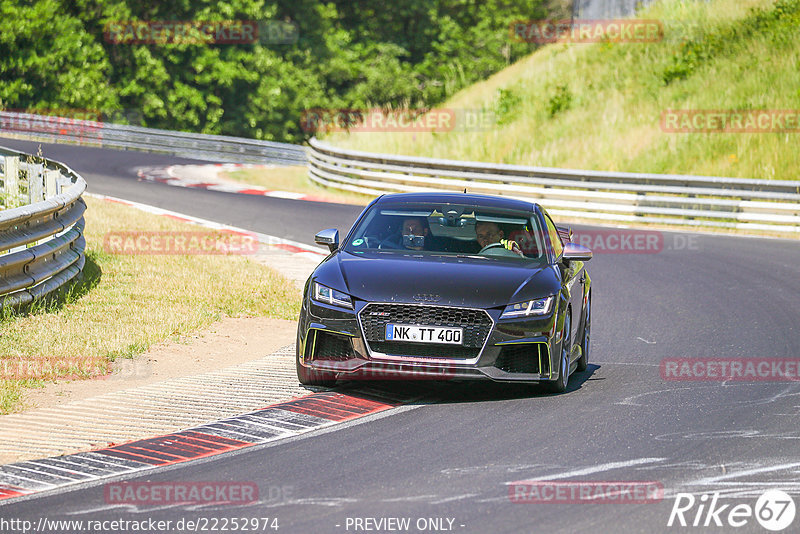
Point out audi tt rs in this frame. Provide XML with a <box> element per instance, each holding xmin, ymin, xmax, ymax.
<box><xmin>296</xmin><ymin>192</ymin><xmax>592</xmax><ymax>393</ymax></box>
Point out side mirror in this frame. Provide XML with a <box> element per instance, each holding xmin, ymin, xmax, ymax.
<box><xmin>315</xmin><ymin>228</ymin><xmax>339</xmax><ymax>252</ymax></box>
<box><xmin>562</xmin><ymin>242</ymin><xmax>592</xmax><ymax>262</ymax></box>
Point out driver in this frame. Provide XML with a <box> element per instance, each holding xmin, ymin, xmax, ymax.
<box><xmin>475</xmin><ymin>221</ymin><xmax>523</xmax><ymax>256</ymax></box>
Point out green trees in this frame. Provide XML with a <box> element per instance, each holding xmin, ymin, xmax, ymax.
<box><xmin>1</xmin><ymin>0</ymin><xmax>561</xmax><ymax>141</ymax></box>
<box><xmin>0</xmin><ymin>0</ymin><xmax>118</xmax><ymax>113</ymax></box>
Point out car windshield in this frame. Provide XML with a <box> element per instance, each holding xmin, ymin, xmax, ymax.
<box><xmin>343</xmin><ymin>202</ymin><xmax>546</xmax><ymax>262</ymax></box>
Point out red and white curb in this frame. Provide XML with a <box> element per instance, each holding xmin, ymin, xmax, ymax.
<box><xmin>87</xmin><ymin>193</ymin><xmax>328</xmax><ymax>259</ymax></box>
<box><xmin>0</xmin><ymin>391</ymin><xmax>403</xmax><ymax>503</ymax></box>
<box><xmin>137</xmin><ymin>165</ymin><xmax>331</xmax><ymax>203</ymax></box>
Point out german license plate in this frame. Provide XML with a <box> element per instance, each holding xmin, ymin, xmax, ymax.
<box><xmin>385</xmin><ymin>324</ymin><xmax>463</xmax><ymax>345</ymax></box>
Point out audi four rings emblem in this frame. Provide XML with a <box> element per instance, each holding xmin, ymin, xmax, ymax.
<box><xmin>412</xmin><ymin>293</ymin><xmax>441</xmax><ymax>302</ymax></box>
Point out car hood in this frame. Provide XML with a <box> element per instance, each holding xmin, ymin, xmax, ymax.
<box><xmin>318</xmin><ymin>251</ymin><xmax>559</xmax><ymax>309</ymax></box>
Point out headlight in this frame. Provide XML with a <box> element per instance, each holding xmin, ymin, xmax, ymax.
<box><xmin>313</xmin><ymin>282</ymin><xmax>354</xmax><ymax>309</ymax></box>
<box><xmin>500</xmin><ymin>296</ymin><xmax>554</xmax><ymax>318</ymax></box>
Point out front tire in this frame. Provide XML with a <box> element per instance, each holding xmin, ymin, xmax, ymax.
<box><xmin>544</xmin><ymin>311</ymin><xmax>571</xmax><ymax>394</ymax></box>
<box><xmin>576</xmin><ymin>293</ymin><xmax>590</xmax><ymax>372</ymax></box>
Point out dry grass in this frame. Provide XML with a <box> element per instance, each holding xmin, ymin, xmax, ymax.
<box><xmin>221</xmin><ymin>165</ymin><xmax>372</xmax><ymax>206</ymax></box>
<box><xmin>0</xmin><ymin>196</ymin><xmax>302</xmax><ymax>413</ymax></box>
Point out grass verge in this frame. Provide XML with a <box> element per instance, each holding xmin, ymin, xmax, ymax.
<box><xmin>327</xmin><ymin>0</ymin><xmax>800</xmax><ymax>181</ymax></box>
<box><xmin>0</xmin><ymin>196</ymin><xmax>302</xmax><ymax>413</ymax></box>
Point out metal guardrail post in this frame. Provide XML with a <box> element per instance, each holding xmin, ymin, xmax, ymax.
<box><xmin>45</xmin><ymin>170</ymin><xmax>59</xmax><ymax>199</ymax></box>
<box><xmin>28</xmin><ymin>163</ymin><xmax>44</xmax><ymax>205</ymax></box>
<box><xmin>3</xmin><ymin>156</ymin><xmax>20</xmax><ymax>209</ymax></box>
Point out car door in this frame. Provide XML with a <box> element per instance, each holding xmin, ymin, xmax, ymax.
<box><xmin>543</xmin><ymin>211</ymin><xmax>584</xmax><ymax>355</ymax></box>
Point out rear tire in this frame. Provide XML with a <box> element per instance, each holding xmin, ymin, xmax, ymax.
<box><xmin>576</xmin><ymin>294</ymin><xmax>590</xmax><ymax>372</ymax></box>
<box><xmin>544</xmin><ymin>312</ymin><xmax>571</xmax><ymax>394</ymax></box>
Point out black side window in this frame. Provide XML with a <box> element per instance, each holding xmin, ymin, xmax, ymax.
<box><xmin>544</xmin><ymin>214</ymin><xmax>563</xmax><ymax>259</ymax></box>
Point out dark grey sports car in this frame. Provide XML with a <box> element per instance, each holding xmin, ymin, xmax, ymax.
<box><xmin>296</xmin><ymin>192</ymin><xmax>592</xmax><ymax>393</ymax></box>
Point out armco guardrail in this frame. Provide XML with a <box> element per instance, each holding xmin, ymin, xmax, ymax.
<box><xmin>307</xmin><ymin>138</ymin><xmax>800</xmax><ymax>234</ymax></box>
<box><xmin>0</xmin><ymin>147</ymin><xmax>87</xmax><ymax>308</ymax></box>
<box><xmin>0</xmin><ymin>111</ymin><xmax>306</xmax><ymax>166</ymax></box>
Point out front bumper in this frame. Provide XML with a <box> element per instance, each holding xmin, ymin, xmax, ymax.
<box><xmin>297</xmin><ymin>298</ymin><xmax>560</xmax><ymax>383</ymax></box>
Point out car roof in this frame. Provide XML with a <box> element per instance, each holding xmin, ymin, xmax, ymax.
<box><xmin>375</xmin><ymin>192</ymin><xmax>540</xmax><ymax>212</ymax></box>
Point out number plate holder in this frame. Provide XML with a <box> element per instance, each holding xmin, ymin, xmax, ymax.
<box><xmin>385</xmin><ymin>324</ymin><xmax>463</xmax><ymax>345</ymax></box>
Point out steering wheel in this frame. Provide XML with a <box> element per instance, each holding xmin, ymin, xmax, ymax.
<box><xmin>478</xmin><ymin>242</ymin><xmax>506</xmax><ymax>254</ymax></box>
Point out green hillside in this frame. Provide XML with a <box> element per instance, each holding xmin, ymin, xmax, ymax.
<box><xmin>329</xmin><ymin>0</ymin><xmax>800</xmax><ymax>181</ymax></box>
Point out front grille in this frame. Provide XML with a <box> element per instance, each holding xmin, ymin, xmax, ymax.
<box><xmin>306</xmin><ymin>330</ymin><xmax>354</xmax><ymax>361</ymax></box>
<box><xmin>495</xmin><ymin>343</ymin><xmax>548</xmax><ymax>374</ymax></box>
<box><xmin>359</xmin><ymin>303</ymin><xmax>493</xmax><ymax>360</ymax></box>
<box><xmin>361</xmin><ymin>304</ymin><xmax>492</xmax><ymax>346</ymax></box>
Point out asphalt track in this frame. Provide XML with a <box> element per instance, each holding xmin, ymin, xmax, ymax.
<box><xmin>3</xmin><ymin>137</ymin><xmax>800</xmax><ymax>533</ymax></box>
<box><xmin>0</xmin><ymin>138</ymin><xmax>363</xmax><ymax>246</ymax></box>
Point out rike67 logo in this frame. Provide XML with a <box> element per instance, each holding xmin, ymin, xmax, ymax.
<box><xmin>668</xmin><ymin>490</ymin><xmax>796</xmax><ymax>531</ymax></box>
